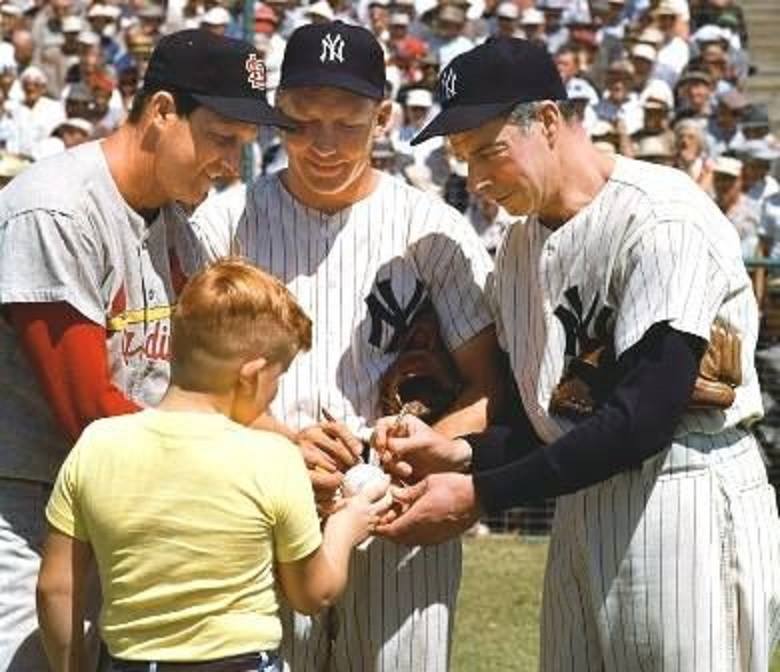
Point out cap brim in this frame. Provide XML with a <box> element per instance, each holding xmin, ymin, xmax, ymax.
<box><xmin>281</xmin><ymin>70</ymin><xmax>384</xmax><ymax>100</ymax></box>
<box><xmin>192</xmin><ymin>93</ymin><xmax>295</xmax><ymax>128</ymax></box>
<box><xmin>411</xmin><ymin>100</ymin><xmax>516</xmax><ymax>145</ymax></box>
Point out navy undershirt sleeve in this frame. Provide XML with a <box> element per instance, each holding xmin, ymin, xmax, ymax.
<box><xmin>466</xmin><ymin>323</ymin><xmax>706</xmax><ymax>514</ymax></box>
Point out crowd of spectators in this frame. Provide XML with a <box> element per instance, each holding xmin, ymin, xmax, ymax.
<box><xmin>0</xmin><ymin>0</ymin><xmax>778</xmax><ymax>260</ymax></box>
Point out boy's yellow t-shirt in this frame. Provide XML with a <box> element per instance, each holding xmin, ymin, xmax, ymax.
<box><xmin>46</xmin><ymin>409</ymin><xmax>322</xmax><ymax>662</ymax></box>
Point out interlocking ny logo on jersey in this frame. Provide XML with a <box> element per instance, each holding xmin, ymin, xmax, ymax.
<box><xmin>441</xmin><ymin>68</ymin><xmax>457</xmax><ymax>100</ymax></box>
<box><xmin>554</xmin><ymin>286</ymin><xmax>614</xmax><ymax>357</ymax></box>
<box><xmin>320</xmin><ymin>33</ymin><xmax>345</xmax><ymax>63</ymax></box>
<box><xmin>245</xmin><ymin>53</ymin><xmax>266</xmax><ymax>90</ymax></box>
<box><xmin>365</xmin><ymin>278</ymin><xmax>427</xmax><ymax>352</ymax></box>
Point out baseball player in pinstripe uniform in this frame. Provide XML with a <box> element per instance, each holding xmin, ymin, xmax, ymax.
<box><xmin>0</xmin><ymin>30</ymin><xmax>290</xmax><ymax>671</ymax></box>
<box><xmin>194</xmin><ymin>20</ymin><xmax>504</xmax><ymax>672</ymax></box>
<box><xmin>374</xmin><ymin>38</ymin><xmax>780</xmax><ymax>671</ymax></box>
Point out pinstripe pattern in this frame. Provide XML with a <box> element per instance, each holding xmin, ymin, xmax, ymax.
<box><xmin>216</xmin><ymin>171</ymin><xmax>493</xmax><ymax>672</ymax></box>
<box><xmin>491</xmin><ymin>157</ymin><xmax>780</xmax><ymax>670</ymax></box>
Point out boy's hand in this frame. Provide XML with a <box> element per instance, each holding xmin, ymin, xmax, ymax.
<box><xmin>335</xmin><ymin>476</ymin><xmax>394</xmax><ymax>545</ymax></box>
<box><xmin>297</xmin><ymin>422</ymin><xmax>363</xmax><ymax>471</ymax></box>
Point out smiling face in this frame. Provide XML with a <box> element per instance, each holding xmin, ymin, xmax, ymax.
<box><xmin>152</xmin><ymin>101</ymin><xmax>258</xmax><ymax>206</ymax></box>
<box><xmin>278</xmin><ymin>86</ymin><xmax>390</xmax><ymax>208</ymax></box>
<box><xmin>450</xmin><ymin>111</ymin><xmax>554</xmax><ymax>217</ymax></box>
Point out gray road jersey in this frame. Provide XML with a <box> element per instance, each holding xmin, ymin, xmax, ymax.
<box><xmin>0</xmin><ymin>141</ymin><xmax>204</xmax><ymax>483</ymax></box>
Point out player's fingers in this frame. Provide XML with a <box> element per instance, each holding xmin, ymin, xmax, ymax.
<box><xmin>301</xmin><ymin>443</ymin><xmax>338</xmax><ymax>472</ymax></box>
<box><xmin>307</xmin><ymin>427</ymin><xmax>359</xmax><ymax>468</ymax></box>
<box><xmin>321</xmin><ymin>422</ymin><xmax>363</xmax><ymax>460</ymax></box>
<box><xmin>382</xmin><ymin>433</ymin><xmax>432</xmax><ymax>460</ymax></box>
<box><xmin>389</xmin><ymin>480</ymin><xmax>426</xmax><ymax>506</ymax></box>
<box><xmin>371</xmin><ymin>416</ymin><xmax>397</xmax><ymax>453</ymax></box>
<box><xmin>380</xmin><ymin>457</ymin><xmax>413</xmax><ymax>481</ymax></box>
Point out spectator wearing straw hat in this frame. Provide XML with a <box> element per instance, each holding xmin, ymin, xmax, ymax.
<box><xmin>594</xmin><ymin>58</ymin><xmax>643</xmax><ymax>135</ymax></box>
<box><xmin>652</xmin><ymin>0</ymin><xmax>690</xmax><ymax>80</ymax></box>
<box><xmin>427</xmin><ymin>4</ymin><xmax>473</xmax><ymax>68</ymax></box>
<box><xmin>713</xmin><ymin>154</ymin><xmax>760</xmax><ymax>258</ymax></box>
<box><xmin>737</xmin><ymin>140</ymin><xmax>780</xmax><ymax>208</ymax></box>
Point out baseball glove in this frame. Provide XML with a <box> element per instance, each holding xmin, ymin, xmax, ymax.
<box><xmin>549</xmin><ymin>321</ymin><xmax>742</xmax><ymax>419</ymax></box>
<box><xmin>689</xmin><ymin>320</ymin><xmax>742</xmax><ymax>409</ymax></box>
<box><xmin>378</xmin><ymin>302</ymin><xmax>462</xmax><ymax>423</ymax></box>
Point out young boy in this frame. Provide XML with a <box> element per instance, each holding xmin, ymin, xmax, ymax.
<box><xmin>36</xmin><ymin>258</ymin><xmax>392</xmax><ymax>672</ymax></box>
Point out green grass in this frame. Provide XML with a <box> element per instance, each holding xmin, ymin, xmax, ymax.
<box><xmin>453</xmin><ymin>536</ymin><xmax>780</xmax><ymax>672</ymax></box>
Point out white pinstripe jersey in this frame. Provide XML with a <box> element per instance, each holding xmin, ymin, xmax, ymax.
<box><xmin>228</xmin><ymin>171</ymin><xmax>495</xmax><ymax>436</ymax></box>
<box><xmin>490</xmin><ymin>156</ymin><xmax>763</xmax><ymax>445</ymax></box>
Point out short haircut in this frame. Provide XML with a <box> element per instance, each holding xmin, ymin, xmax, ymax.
<box><xmin>506</xmin><ymin>99</ymin><xmax>579</xmax><ymax>132</ymax></box>
<box><xmin>171</xmin><ymin>258</ymin><xmax>312</xmax><ymax>393</ymax></box>
<box><xmin>126</xmin><ymin>85</ymin><xmax>200</xmax><ymax>123</ymax></box>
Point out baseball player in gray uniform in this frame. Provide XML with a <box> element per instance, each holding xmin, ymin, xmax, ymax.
<box><xmin>374</xmin><ymin>38</ymin><xmax>780</xmax><ymax>671</ymax></box>
<box><xmin>0</xmin><ymin>30</ymin><xmax>290</xmax><ymax>671</ymax></box>
<box><xmin>194</xmin><ymin>21</ymin><xmax>504</xmax><ymax>672</ymax></box>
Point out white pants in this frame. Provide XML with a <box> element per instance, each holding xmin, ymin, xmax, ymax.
<box><xmin>540</xmin><ymin>428</ymin><xmax>780</xmax><ymax>672</ymax></box>
<box><xmin>280</xmin><ymin>537</ymin><xmax>461</xmax><ymax>672</ymax></box>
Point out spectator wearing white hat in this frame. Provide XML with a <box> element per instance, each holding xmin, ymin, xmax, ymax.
<box><xmin>594</xmin><ymin>58</ymin><xmax>643</xmax><ymax>135</ymax></box>
<box><xmin>200</xmin><ymin>5</ymin><xmax>231</xmax><ymax>35</ymax></box>
<box><xmin>519</xmin><ymin>7</ymin><xmax>545</xmax><ymax>44</ymax></box>
<box><xmin>31</xmin><ymin>115</ymin><xmax>93</xmax><ymax>159</ymax></box>
<box><xmin>394</xmin><ymin>86</ymin><xmax>448</xmax><ymax>192</ymax></box>
<box><xmin>628</xmin><ymin>42</ymin><xmax>656</xmax><ymax>92</ymax></box>
<box><xmin>305</xmin><ymin>0</ymin><xmax>335</xmax><ymax>24</ymax></box>
<box><xmin>566</xmin><ymin>75</ymin><xmax>599</xmax><ymax>133</ymax></box>
<box><xmin>632</xmin><ymin>78</ymin><xmax>675</xmax><ymax>150</ymax></box>
<box><xmin>6</xmin><ymin>65</ymin><xmax>65</xmax><ymax>156</ymax></box>
<box><xmin>539</xmin><ymin>0</ymin><xmax>569</xmax><ymax>53</ymax></box>
<box><xmin>737</xmin><ymin>140</ymin><xmax>780</xmax><ymax>209</ymax></box>
<box><xmin>651</xmin><ymin>0</ymin><xmax>690</xmax><ymax>82</ymax></box>
<box><xmin>427</xmin><ymin>4</ymin><xmax>474</xmax><ymax>68</ymax></box>
<box><xmin>86</xmin><ymin>4</ymin><xmax>122</xmax><ymax>64</ymax></box>
<box><xmin>712</xmin><ymin>155</ymin><xmax>760</xmax><ymax>259</ymax></box>
<box><xmin>30</xmin><ymin>0</ymin><xmax>71</xmax><ymax>88</ymax></box>
<box><xmin>493</xmin><ymin>1</ymin><xmax>520</xmax><ymax>39</ymax></box>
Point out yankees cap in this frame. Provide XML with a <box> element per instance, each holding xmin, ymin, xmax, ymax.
<box><xmin>143</xmin><ymin>29</ymin><xmax>292</xmax><ymax>128</ymax></box>
<box><xmin>411</xmin><ymin>37</ymin><xmax>567</xmax><ymax>145</ymax></box>
<box><xmin>280</xmin><ymin>21</ymin><xmax>386</xmax><ymax>100</ymax></box>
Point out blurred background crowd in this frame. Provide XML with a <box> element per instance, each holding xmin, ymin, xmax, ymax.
<box><xmin>0</xmin><ymin>0</ymin><xmax>778</xmax><ymax>261</ymax></box>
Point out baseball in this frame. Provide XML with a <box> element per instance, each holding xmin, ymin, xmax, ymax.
<box><xmin>342</xmin><ymin>463</ymin><xmax>389</xmax><ymax>497</ymax></box>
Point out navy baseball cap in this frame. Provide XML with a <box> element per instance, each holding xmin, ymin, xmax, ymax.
<box><xmin>280</xmin><ymin>21</ymin><xmax>386</xmax><ymax>100</ymax></box>
<box><xmin>411</xmin><ymin>37</ymin><xmax>567</xmax><ymax>145</ymax></box>
<box><xmin>143</xmin><ymin>29</ymin><xmax>293</xmax><ymax>128</ymax></box>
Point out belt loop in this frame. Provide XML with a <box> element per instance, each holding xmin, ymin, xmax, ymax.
<box><xmin>149</xmin><ymin>663</ymin><xmax>158</xmax><ymax>672</ymax></box>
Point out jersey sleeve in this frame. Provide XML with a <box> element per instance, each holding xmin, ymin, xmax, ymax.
<box><xmin>411</xmin><ymin>199</ymin><xmax>495</xmax><ymax>351</ymax></box>
<box><xmin>187</xmin><ymin>194</ymin><xmax>242</xmax><ymax>262</ymax></box>
<box><xmin>46</xmin><ymin>437</ymin><xmax>90</xmax><ymax>541</ymax></box>
<box><xmin>268</xmin><ymin>439</ymin><xmax>323</xmax><ymax>564</ymax></box>
<box><xmin>613</xmin><ymin>219</ymin><xmax>730</xmax><ymax>357</ymax></box>
<box><xmin>0</xmin><ymin>209</ymin><xmax>105</xmax><ymax>325</ymax></box>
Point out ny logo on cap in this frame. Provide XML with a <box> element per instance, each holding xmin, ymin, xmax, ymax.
<box><xmin>320</xmin><ymin>32</ymin><xmax>345</xmax><ymax>63</ymax></box>
<box><xmin>441</xmin><ymin>68</ymin><xmax>457</xmax><ymax>100</ymax></box>
<box><xmin>245</xmin><ymin>53</ymin><xmax>266</xmax><ymax>90</ymax></box>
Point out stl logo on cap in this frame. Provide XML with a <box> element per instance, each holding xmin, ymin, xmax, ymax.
<box><xmin>245</xmin><ymin>53</ymin><xmax>266</xmax><ymax>90</ymax></box>
<box><xmin>320</xmin><ymin>32</ymin><xmax>345</xmax><ymax>63</ymax></box>
<box><xmin>441</xmin><ymin>68</ymin><xmax>457</xmax><ymax>100</ymax></box>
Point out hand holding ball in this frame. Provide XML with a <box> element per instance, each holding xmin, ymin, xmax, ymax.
<box><xmin>342</xmin><ymin>463</ymin><xmax>390</xmax><ymax>497</ymax></box>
